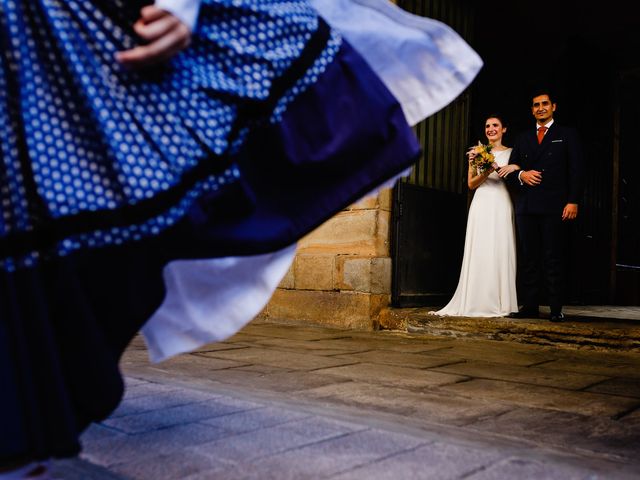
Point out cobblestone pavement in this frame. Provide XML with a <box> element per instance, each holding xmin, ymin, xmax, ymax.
<box><xmin>53</xmin><ymin>321</ymin><xmax>640</xmax><ymax>479</ymax></box>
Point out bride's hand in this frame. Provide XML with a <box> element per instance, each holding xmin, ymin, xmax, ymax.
<box><xmin>116</xmin><ymin>6</ymin><xmax>191</xmax><ymax>69</ymax></box>
<box><xmin>497</xmin><ymin>164</ymin><xmax>520</xmax><ymax>178</ymax></box>
<box><xmin>466</xmin><ymin>147</ymin><xmax>477</xmax><ymax>161</ymax></box>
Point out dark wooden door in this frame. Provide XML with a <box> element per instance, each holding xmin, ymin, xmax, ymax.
<box><xmin>392</xmin><ymin>183</ymin><xmax>466</xmax><ymax>306</ymax></box>
<box><xmin>391</xmin><ymin>93</ymin><xmax>472</xmax><ymax>307</ymax></box>
<box><xmin>391</xmin><ymin>0</ymin><xmax>475</xmax><ymax>307</ymax></box>
<box><xmin>611</xmin><ymin>69</ymin><xmax>640</xmax><ymax>304</ymax></box>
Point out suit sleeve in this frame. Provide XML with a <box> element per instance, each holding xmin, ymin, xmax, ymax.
<box><xmin>155</xmin><ymin>0</ymin><xmax>202</xmax><ymax>30</ymax></box>
<box><xmin>505</xmin><ymin>136</ymin><xmax>525</xmax><ymax>189</ymax></box>
<box><xmin>566</xmin><ymin>127</ymin><xmax>585</xmax><ymax>204</ymax></box>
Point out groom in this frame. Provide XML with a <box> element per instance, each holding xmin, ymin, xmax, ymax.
<box><xmin>501</xmin><ymin>89</ymin><xmax>584</xmax><ymax>322</ymax></box>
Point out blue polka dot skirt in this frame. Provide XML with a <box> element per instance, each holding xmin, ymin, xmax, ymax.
<box><xmin>0</xmin><ymin>0</ymin><xmax>420</xmax><ymax>464</ymax></box>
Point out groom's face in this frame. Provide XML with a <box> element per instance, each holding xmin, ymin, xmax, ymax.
<box><xmin>531</xmin><ymin>95</ymin><xmax>556</xmax><ymax>125</ymax></box>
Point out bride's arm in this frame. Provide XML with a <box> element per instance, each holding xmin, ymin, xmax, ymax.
<box><xmin>154</xmin><ymin>0</ymin><xmax>203</xmax><ymax>31</ymax></box>
<box><xmin>467</xmin><ymin>160</ymin><xmax>493</xmax><ymax>190</ymax></box>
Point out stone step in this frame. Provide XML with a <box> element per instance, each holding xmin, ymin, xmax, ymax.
<box><xmin>379</xmin><ymin>307</ymin><xmax>640</xmax><ymax>352</ymax></box>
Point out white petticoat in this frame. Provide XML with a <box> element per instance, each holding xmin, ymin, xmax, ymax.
<box><xmin>142</xmin><ymin>0</ymin><xmax>483</xmax><ymax>362</ymax></box>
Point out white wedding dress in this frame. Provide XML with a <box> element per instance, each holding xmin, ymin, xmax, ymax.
<box><xmin>432</xmin><ymin>149</ymin><xmax>518</xmax><ymax>317</ymax></box>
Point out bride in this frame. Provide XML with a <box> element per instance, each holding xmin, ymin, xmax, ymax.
<box><xmin>432</xmin><ymin>115</ymin><xmax>519</xmax><ymax>317</ymax></box>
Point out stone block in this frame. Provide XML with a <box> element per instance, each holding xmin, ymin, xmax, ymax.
<box><xmin>331</xmin><ymin>441</ymin><xmax>503</xmax><ymax>480</ymax></box>
<box><xmin>348</xmin><ymin>195</ymin><xmax>378</xmax><ymax>210</ymax></box>
<box><xmin>294</xmin><ymin>253</ymin><xmax>335</xmax><ymax>291</ymax></box>
<box><xmin>370</xmin><ymin>257</ymin><xmax>391</xmax><ymax>294</ymax></box>
<box><xmin>375</xmin><ymin>209</ymin><xmax>391</xmax><ymax>256</ymax></box>
<box><xmin>340</xmin><ymin>257</ymin><xmax>372</xmax><ymax>292</ymax></box>
<box><xmin>278</xmin><ymin>262</ymin><xmax>295</xmax><ymax>290</ymax></box>
<box><xmin>378</xmin><ymin>187</ymin><xmax>393</xmax><ymax>212</ymax></box>
<box><xmin>314</xmin><ymin>363</ymin><xmax>467</xmax><ymax>389</ymax></box>
<box><xmin>262</xmin><ymin>289</ymin><xmax>389</xmax><ymax>330</ymax></box>
<box><xmin>298</xmin><ymin>210</ymin><xmax>388</xmax><ymax>256</ymax></box>
<box><xmin>334</xmin><ymin>256</ymin><xmax>390</xmax><ymax>294</ymax></box>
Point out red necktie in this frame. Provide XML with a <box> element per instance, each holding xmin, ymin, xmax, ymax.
<box><xmin>537</xmin><ymin>126</ymin><xmax>547</xmax><ymax>144</ymax></box>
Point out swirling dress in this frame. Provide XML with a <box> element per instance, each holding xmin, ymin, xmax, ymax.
<box><xmin>0</xmin><ymin>0</ymin><xmax>481</xmax><ymax>464</ymax></box>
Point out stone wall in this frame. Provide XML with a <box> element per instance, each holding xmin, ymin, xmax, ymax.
<box><xmin>258</xmin><ymin>189</ymin><xmax>393</xmax><ymax>330</ymax></box>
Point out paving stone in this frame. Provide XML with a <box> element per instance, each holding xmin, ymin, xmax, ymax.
<box><xmin>249</xmin><ymin>337</ymin><xmax>369</xmax><ymax>356</ymax></box>
<box><xmin>109</xmin><ymin>449</ymin><xmax>233</xmax><ymax>480</ymax></box>
<box><xmin>233</xmin><ymin>323</ymin><xmax>349</xmax><ymax>341</ymax></box>
<box><xmin>223</xmin><ymin>333</ymin><xmax>276</xmax><ymax>344</ymax></box>
<box><xmin>124</xmin><ymin>376</ymin><xmax>150</xmax><ymax>388</ymax></box>
<box><xmin>312</xmin><ymin>337</ymin><xmax>453</xmax><ymax>353</ymax></box>
<box><xmin>417</xmin><ymin>343</ymin><xmax>556</xmax><ymax>366</ymax></box>
<box><xmin>127</xmin><ymin>335</ymin><xmax>149</xmax><ymax>351</ymax></box>
<box><xmin>467</xmin><ymin>407</ymin><xmax>640</xmax><ymax>462</ymax></box>
<box><xmin>620</xmin><ymin>407</ymin><xmax>640</xmax><ymax>426</ymax></box>
<box><xmin>52</xmin><ymin>458</ymin><xmax>128</xmax><ymax>480</ymax></box>
<box><xmin>150</xmin><ymin>353</ymin><xmax>251</xmax><ymax>373</ymax></box>
<box><xmin>443</xmin><ymin>379</ymin><xmax>640</xmax><ymax>417</ymax></box>
<box><xmin>120</xmin><ymin>349</ymin><xmax>152</xmax><ymax>364</ymax></box>
<box><xmin>213</xmin><ymin>368</ymin><xmax>353</xmax><ymax>393</ymax></box>
<box><xmin>75</xmin><ymin>322</ymin><xmax>640</xmax><ymax>478</ymax></box>
<box><xmin>110</xmin><ymin>388</ymin><xmax>218</xmax><ymax>418</ymax></box>
<box><xmin>430</xmin><ymin>360</ymin><xmax>608</xmax><ymax>389</ymax></box>
<box><xmin>465</xmin><ymin>456</ymin><xmax>616</xmax><ymax>480</ymax></box>
<box><xmin>188</xmin><ymin>343</ymin><xmax>252</xmax><ymax>353</ymax></box>
<box><xmin>331</xmin><ymin>440</ymin><xmax>503</xmax><ymax>480</ymax></box>
<box><xmin>200</xmin><ymin>406</ymin><xmax>311</xmax><ymax>433</ymax></box>
<box><xmin>82</xmin><ymin>423</ymin><xmax>124</xmax><ymax>444</ymax></box>
<box><xmin>298</xmin><ymin>382</ymin><xmax>509</xmax><ymax>426</ymax></box>
<box><xmin>330</xmin><ymin>350</ymin><xmax>466</xmax><ymax>368</ymax></box>
<box><xmin>223</xmin><ymin>428</ymin><xmax>428</xmax><ymax>480</ymax></box>
<box><xmin>102</xmin><ymin>397</ymin><xmax>262</xmax><ymax>434</ymax></box>
<box><xmin>190</xmin><ymin>416</ymin><xmax>364</xmax><ymax>465</ymax></box>
<box><xmin>314</xmin><ymin>363</ymin><xmax>467</xmax><ymax>389</ymax></box>
<box><xmin>197</xmin><ymin>347</ymin><xmax>357</xmax><ymax>370</ymax></box>
<box><xmin>122</xmin><ymin>382</ymin><xmax>181</xmax><ymax>400</ymax></box>
<box><xmin>585</xmin><ymin>377</ymin><xmax>640</xmax><ymax>398</ymax></box>
<box><xmin>532</xmin><ymin>357</ymin><xmax>640</xmax><ymax>379</ymax></box>
<box><xmin>81</xmin><ymin>422</ymin><xmax>230</xmax><ymax>467</ymax></box>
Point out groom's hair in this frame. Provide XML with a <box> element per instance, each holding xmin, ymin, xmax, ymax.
<box><xmin>531</xmin><ymin>87</ymin><xmax>556</xmax><ymax>104</ymax></box>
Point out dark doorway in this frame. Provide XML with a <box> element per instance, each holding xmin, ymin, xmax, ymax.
<box><xmin>392</xmin><ymin>0</ymin><xmax>640</xmax><ymax>306</ymax></box>
<box><xmin>391</xmin><ymin>0</ymin><xmax>473</xmax><ymax>307</ymax></box>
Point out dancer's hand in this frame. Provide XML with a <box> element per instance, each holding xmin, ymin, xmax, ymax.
<box><xmin>520</xmin><ymin>170</ymin><xmax>542</xmax><ymax>186</ymax></box>
<box><xmin>562</xmin><ymin>203</ymin><xmax>578</xmax><ymax>221</ymax></box>
<box><xmin>116</xmin><ymin>6</ymin><xmax>191</xmax><ymax>69</ymax></box>
<box><xmin>497</xmin><ymin>164</ymin><xmax>520</xmax><ymax>178</ymax></box>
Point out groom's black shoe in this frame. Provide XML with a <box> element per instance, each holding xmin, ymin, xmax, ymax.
<box><xmin>507</xmin><ymin>308</ymin><xmax>539</xmax><ymax>319</ymax></box>
<box><xmin>549</xmin><ymin>312</ymin><xmax>565</xmax><ymax>322</ymax></box>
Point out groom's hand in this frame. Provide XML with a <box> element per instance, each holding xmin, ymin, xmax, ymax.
<box><xmin>520</xmin><ymin>170</ymin><xmax>542</xmax><ymax>186</ymax></box>
<box><xmin>562</xmin><ymin>203</ymin><xmax>578</xmax><ymax>221</ymax></box>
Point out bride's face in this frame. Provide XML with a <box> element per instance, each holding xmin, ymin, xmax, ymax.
<box><xmin>485</xmin><ymin>118</ymin><xmax>506</xmax><ymax>143</ymax></box>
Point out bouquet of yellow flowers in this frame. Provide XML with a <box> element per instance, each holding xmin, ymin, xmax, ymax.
<box><xmin>469</xmin><ymin>142</ymin><xmax>497</xmax><ymax>174</ymax></box>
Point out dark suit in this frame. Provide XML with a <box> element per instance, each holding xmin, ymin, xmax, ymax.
<box><xmin>507</xmin><ymin>123</ymin><xmax>584</xmax><ymax>314</ymax></box>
